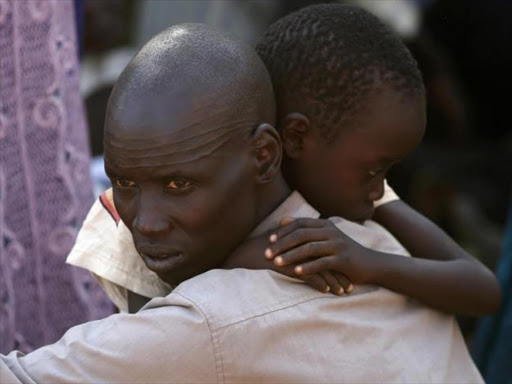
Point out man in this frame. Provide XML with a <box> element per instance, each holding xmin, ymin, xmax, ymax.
<box><xmin>1</xmin><ymin>24</ymin><xmax>482</xmax><ymax>383</ymax></box>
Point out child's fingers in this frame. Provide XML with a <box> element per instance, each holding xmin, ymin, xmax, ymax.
<box><xmin>269</xmin><ymin>218</ymin><xmax>329</xmax><ymax>246</ymax></box>
<box><xmin>266</xmin><ymin>227</ymin><xmax>334</xmax><ymax>259</ymax></box>
<box><xmin>319</xmin><ymin>271</ymin><xmax>344</xmax><ymax>296</ymax></box>
<box><xmin>279</xmin><ymin>217</ymin><xmax>295</xmax><ymax>226</ymax></box>
<box><xmin>334</xmin><ymin>272</ymin><xmax>353</xmax><ymax>294</ymax></box>
<box><xmin>272</xmin><ymin>241</ymin><xmax>333</xmax><ymax>267</ymax></box>
<box><xmin>294</xmin><ymin>256</ymin><xmax>337</xmax><ymax>275</ymax></box>
<box><xmin>301</xmin><ymin>274</ymin><xmax>331</xmax><ymax>293</ymax></box>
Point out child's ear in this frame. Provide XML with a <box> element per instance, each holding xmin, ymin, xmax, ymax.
<box><xmin>251</xmin><ymin>123</ymin><xmax>282</xmax><ymax>184</ymax></box>
<box><xmin>280</xmin><ymin>113</ymin><xmax>311</xmax><ymax>159</ymax></box>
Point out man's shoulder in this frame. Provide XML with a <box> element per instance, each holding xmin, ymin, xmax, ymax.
<box><xmin>171</xmin><ymin>269</ymin><xmax>325</xmax><ymax>330</ymax></box>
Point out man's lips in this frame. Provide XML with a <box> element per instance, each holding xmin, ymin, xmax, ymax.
<box><xmin>139</xmin><ymin>252</ymin><xmax>184</xmax><ymax>275</ymax></box>
<box><xmin>136</xmin><ymin>246</ymin><xmax>185</xmax><ymax>275</ymax></box>
<box><xmin>140</xmin><ymin>252</ymin><xmax>180</xmax><ymax>260</ymax></box>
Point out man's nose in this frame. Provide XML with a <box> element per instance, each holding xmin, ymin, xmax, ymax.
<box><xmin>133</xmin><ymin>193</ymin><xmax>171</xmax><ymax>237</ymax></box>
<box><xmin>368</xmin><ymin>178</ymin><xmax>385</xmax><ymax>202</ymax></box>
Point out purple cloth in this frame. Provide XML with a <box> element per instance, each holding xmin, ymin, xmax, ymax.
<box><xmin>0</xmin><ymin>0</ymin><xmax>113</xmax><ymax>353</ymax></box>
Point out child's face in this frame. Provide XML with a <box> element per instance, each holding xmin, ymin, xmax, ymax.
<box><xmin>284</xmin><ymin>87</ymin><xmax>425</xmax><ymax>222</ymax></box>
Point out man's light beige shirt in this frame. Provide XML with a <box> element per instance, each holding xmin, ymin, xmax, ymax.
<box><xmin>1</xmin><ymin>192</ymin><xmax>483</xmax><ymax>383</ymax></box>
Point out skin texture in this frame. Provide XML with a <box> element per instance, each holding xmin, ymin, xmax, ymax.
<box><xmin>104</xmin><ymin>24</ymin><xmax>290</xmax><ymax>287</ymax></box>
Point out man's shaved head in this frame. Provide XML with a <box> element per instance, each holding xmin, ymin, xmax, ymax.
<box><xmin>103</xmin><ymin>24</ymin><xmax>286</xmax><ymax>286</ymax></box>
<box><xmin>107</xmin><ymin>23</ymin><xmax>275</xmax><ymax>140</ymax></box>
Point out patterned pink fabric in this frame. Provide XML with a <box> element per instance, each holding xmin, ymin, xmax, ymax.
<box><xmin>0</xmin><ymin>0</ymin><xmax>113</xmax><ymax>353</ymax></box>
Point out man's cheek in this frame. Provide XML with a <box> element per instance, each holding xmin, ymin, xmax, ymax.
<box><xmin>175</xmin><ymin>191</ymin><xmax>225</xmax><ymax>233</ymax></box>
<box><xmin>113</xmin><ymin>194</ymin><xmax>136</xmax><ymax>228</ymax></box>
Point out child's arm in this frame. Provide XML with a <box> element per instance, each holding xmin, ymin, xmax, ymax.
<box><xmin>373</xmin><ymin>200</ymin><xmax>501</xmax><ymax>314</ymax></box>
<box><xmin>267</xmin><ymin>214</ymin><xmax>501</xmax><ymax>316</ymax></box>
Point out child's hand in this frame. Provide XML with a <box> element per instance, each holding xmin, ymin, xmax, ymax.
<box><xmin>224</xmin><ymin>226</ymin><xmax>349</xmax><ymax>295</ymax></box>
<box><xmin>265</xmin><ymin>217</ymin><xmax>380</xmax><ymax>288</ymax></box>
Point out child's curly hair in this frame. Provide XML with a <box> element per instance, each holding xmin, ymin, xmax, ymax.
<box><xmin>256</xmin><ymin>4</ymin><xmax>425</xmax><ymax>142</ymax></box>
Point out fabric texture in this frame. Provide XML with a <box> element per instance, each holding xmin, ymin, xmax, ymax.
<box><xmin>0</xmin><ymin>0</ymin><xmax>113</xmax><ymax>354</ymax></box>
<box><xmin>2</xmin><ymin>191</ymin><xmax>483</xmax><ymax>383</ymax></box>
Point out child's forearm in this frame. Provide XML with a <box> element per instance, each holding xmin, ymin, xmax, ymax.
<box><xmin>373</xmin><ymin>200</ymin><xmax>473</xmax><ymax>262</ymax></box>
<box><xmin>373</xmin><ymin>200</ymin><xmax>500</xmax><ymax>315</ymax></box>
<box><xmin>369</xmin><ymin>250</ymin><xmax>500</xmax><ymax>315</ymax></box>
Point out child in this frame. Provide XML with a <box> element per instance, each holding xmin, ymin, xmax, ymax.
<box><xmin>68</xmin><ymin>4</ymin><xmax>499</xmax><ymax>315</ymax></box>
<box><xmin>239</xmin><ymin>3</ymin><xmax>501</xmax><ymax>315</ymax></box>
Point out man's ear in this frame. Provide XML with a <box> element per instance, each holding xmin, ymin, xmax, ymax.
<box><xmin>251</xmin><ymin>123</ymin><xmax>282</xmax><ymax>184</ymax></box>
<box><xmin>280</xmin><ymin>113</ymin><xmax>311</xmax><ymax>159</ymax></box>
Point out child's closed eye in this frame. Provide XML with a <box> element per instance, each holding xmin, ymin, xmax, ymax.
<box><xmin>367</xmin><ymin>168</ymin><xmax>384</xmax><ymax>178</ymax></box>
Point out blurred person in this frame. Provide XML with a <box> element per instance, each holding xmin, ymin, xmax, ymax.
<box><xmin>0</xmin><ymin>0</ymin><xmax>112</xmax><ymax>354</ymax></box>
<box><xmin>472</xmin><ymin>198</ymin><xmax>512</xmax><ymax>384</ymax></box>
<box><xmin>81</xmin><ymin>0</ymin><xmax>136</xmax><ymax>197</ymax></box>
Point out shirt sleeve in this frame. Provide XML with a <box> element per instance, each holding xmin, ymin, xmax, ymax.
<box><xmin>373</xmin><ymin>179</ymin><xmax>400</xmax><ymax>208</ymax></box>
<box><xmin>0</xmin><ymin>293</ymin><xmax>218</xmax><ymax>384</ymax></box>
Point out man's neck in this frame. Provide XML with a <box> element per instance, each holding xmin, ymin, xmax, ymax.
<box><xmin>221</xmin><ymin>175</ymin><xmax>292</xmax><ymax>271</ymax></box>
<box><xmin>254</xmin><ymin>176</ymin><xmax>292</xmax><ymax>228</ymax></box>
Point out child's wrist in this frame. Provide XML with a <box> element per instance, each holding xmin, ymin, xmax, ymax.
<box><xmin>366</xmin><ymin>250</ymin><xmax>395</xmax><ymax>286</ymax></box>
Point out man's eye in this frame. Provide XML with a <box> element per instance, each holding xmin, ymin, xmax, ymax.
<box><xmin>166</xmin><ymin>179</ymin><xmax>192</xmax><ymax>190</ymax></box>
<box><xmin>113</xmin><ymin>178</ymin><xmax>136</xmax><ymax>188</ymax></box>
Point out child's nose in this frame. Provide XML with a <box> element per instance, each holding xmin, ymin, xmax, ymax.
<box><xmin>368</xmin><ymin>180</ymin><xmax>385</xmax><ymax>202</ymax></box>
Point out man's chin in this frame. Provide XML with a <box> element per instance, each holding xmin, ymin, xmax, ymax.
<box><xmin>139</xmin><ymin>253</ymin><xmax>188</xmax><ymax>285</ymax></box>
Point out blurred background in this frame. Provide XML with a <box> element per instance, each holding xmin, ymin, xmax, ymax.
<box><xmin>1</xmin><ymin>0</ymin><xmax>511</xmax><ymax>382</ymax></box>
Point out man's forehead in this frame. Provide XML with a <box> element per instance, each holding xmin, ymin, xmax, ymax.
<box><xmin>104</xmin><ymin>143</ymin><xmax>233</xmax><ymax>175</ymax></box>
<box><xmin>109</xmin><ymin>80</ymin><xmax>249</xmax><ymax>133</ymax></box>
<box><xmin>106</xmin><ymin>109</ymin><xmax>250</xmax><ymax>152</ymax></box>
<box><xmin>104</xmin><ymin>112</ymin><xmax>250</xmax><ymax>173</ymax></box>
